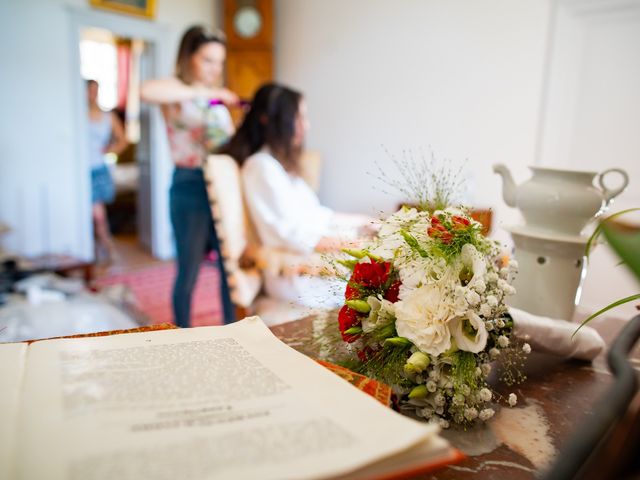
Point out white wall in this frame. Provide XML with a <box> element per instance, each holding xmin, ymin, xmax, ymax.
<box><xmin>0</xmin><ymin>0</ymin><xmax>216</xmax><ymax>259</ymax></box>
<box><xmin>275</xmin><ymin>0</ymin><xmax>552</xmax><ymax>239</ymax></box>
<box><xmin>538</xmin><ymin>0</ymin><xmax>640</xmax><ymax>318</ymax></box>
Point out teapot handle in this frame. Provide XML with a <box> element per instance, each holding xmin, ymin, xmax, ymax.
<box><xmin>598</xmin><ymin>168</ymin><xmax>629</xmax><ymax>206</ymax></box>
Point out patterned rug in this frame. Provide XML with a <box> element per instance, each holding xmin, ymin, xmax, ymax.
<box><xmin>95</xmin><ymin>262</ymin><xmax>224</xmax><ymax>327</ymax></box>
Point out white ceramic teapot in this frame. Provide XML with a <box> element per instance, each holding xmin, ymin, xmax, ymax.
<box><xmin>493</xmin><ymin>164</ymin><xmax>629</xmax><ymax>236</ymax></box>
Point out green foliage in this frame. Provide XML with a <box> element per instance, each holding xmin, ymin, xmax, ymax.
<box><xmin>585</xmin><ymin>208</ymin><xmax>640</xmax><ymax>260</ymax></box>
<box><xmin>451</xmin><ymin>351</ymin><xmax>478</xmax><ymax>392</ymax></box>
<box><xmin>577</xmin><ymin>211</ymin><xmax>640</xmax><ymax>333</ymax></box>
<box><xmin>359</xmin><ymin>343</ymin><xmax>413</xmax><ymax>388</ymax></box>
<box><xmin>602</xmin><ymin>222</ymin><xmax>640</xmax><ymax>280</ymax></box>
<box><xmin>400</xmin><ymin>229</ymin><xmax>429</xmax><ymax>258</ymax></box>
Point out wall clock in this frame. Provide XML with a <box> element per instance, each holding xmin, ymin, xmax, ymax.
<box><xmin>233</xmin><ymin>6</ymin><xmax>263</xmax><ymax>39</ymax></box>
<box><xmin>224</xmin><ymin>0</ymin><xmax>273</xmax><ymax>123</ymax></box>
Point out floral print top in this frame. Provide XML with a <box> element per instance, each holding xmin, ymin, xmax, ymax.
<box><xmin>164</xmin><ymin>99</ymin><xmax>234</xmax><ymax>168</ymax></box>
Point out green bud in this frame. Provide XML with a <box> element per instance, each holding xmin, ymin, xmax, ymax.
<box><xmin>343</xmin><ymin>326</ymin><xmax>362</xmax><ymax>335</ymax></box>
<box><xmin>404</xmin><ymin>363</ymin><xmax>417</xmax><ymax>375</ymax></box>
<box><xmin>374</xmin><ymin>323</ymin><xmax>396</xmax><ymax>340</ymax></box>
<box><xmin>384</xmin><ymin>336</ymin><xmax>411</xmax><ymax>347</ymax></box>
<box><xmin>365</xmin><ymin>252</ymin><xmax>383</xmax><ymax>262</ymax></box>
<box><xmin>346</xmin><ymin>299</ymin><xmax>371</xmax><ymax>314</ymax></box>
<box><xmin>342</xmin><ymin>248</ymin><xmax>367</xmax><ymax>259</ymax></box>
<box><xmin>406</xmin><ymin>351</ymin><xmax>430</xmax><ymax>372</ymax></box>
<box><xmin>337</xmin><ymin>259</ymin><xmax>358</xmax><ymax>269</ymax></box>
<box><xmin>408</xmin><ymin>385</ymin><xmax>428</xmax><ymax>400</ymax></box>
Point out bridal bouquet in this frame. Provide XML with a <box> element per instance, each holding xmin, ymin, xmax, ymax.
<box><xmin>334</xmin><ymin>206</ymin><xmax>526</xmax><ymax>427</ymax></box>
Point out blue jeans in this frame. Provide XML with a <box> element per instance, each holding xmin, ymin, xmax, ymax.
<box><xmin>170</xmin><ymin>167</ymin><xmax>235</xmax><ymax>327</ymax></box>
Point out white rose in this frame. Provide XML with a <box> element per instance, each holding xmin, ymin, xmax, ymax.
<box><xmin>486</xmin><ymin>295</ymin><xmax>498</xmax><ymax>307</ymax></box>
<box><xmin>460</xmin><ymin>244</ymin><xmax>487</xmax><ymax>287</ymax></box>
<box><xmin>479</xmin><ymin>303</ymin><xmax>492</xmax><ymax>317</ymax></box>
<box><xmin>450</xmin><ymin>311</ymin><xmax>488</xmax><ymax>353</ymax></box>
<box><xmin>396</xmin><ymin>256</ymin><xmax>432</xmax><ymax>296</ymax></box>
<box><xmin>361</xmin><ymin>296</ymin><xmax>395</xmax><ymax>333</ymax></box>
<box><xmin>395</xmin><ymin>284</ymin><xmax>454</xmax><ymax>356</ymax></box>
<box><xmin>508</xmin><ymin>393</ymin><xmax>518</xmax><ymax>407</ymax></box>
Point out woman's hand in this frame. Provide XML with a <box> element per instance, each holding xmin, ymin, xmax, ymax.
<box><xmin>141</xmin><ymin>78</ymin><xmax>240</xmax><ymax>106</ymax></box>
<box><xmin>208</xmin><ymin>87</ymin><xmax>240</xmax><ymax>106</ymax></box>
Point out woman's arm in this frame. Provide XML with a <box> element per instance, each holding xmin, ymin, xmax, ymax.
<box><xmin>106</xmin><ymin>112</ymin><xmax>129</xmax><ymax>156</ymax></box>
<box><xmin>140</xmin><ymin>77</ymin><xmax>238</xmax><ymax>105</ymax></box>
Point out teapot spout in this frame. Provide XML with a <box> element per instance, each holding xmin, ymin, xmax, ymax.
<box><xmin>493</xmin><ymin>163</ymin><xmax>517</xmax><ymax>208</ymax></box>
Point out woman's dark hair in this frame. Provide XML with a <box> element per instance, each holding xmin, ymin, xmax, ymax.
<box><xmin>175</xmin><ymin>25</ymin><xmax>226</xmax><ymax>84</ymax></box>
<box><xmin>220</xmin><ymin>83</ymin><xmax>303</xmax><ymax>173</ymax></box>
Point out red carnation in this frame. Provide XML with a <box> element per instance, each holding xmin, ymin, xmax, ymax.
<box><xmin>452</xmin><ymin>215</ymin><xmax>471</xmax><ymax>229</ymax></box>
<box><xmin>351</xmin><ymin>261</ymin><xmax>391</xmax><ymax>289</ymax></box>
<box><xmin>384</xmin><ymin>280</ymin><xmax>402</xmax><ymax>303</ymax></box>
<box><xmin>338</xmin><ymin>305</ymin><xmax>361</xmax><ymax>343</ymax></box>
<box><xmin>345</xmin><ymin>283</ymin><xmax>361</xmax><ymax>300</ymax></box>
<box><xmin>428</xmin><ymin>224</ymin><xmax>454</xmax><ymax>245</ymax></box>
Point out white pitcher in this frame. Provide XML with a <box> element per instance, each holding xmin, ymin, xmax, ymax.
<box><xmin>493</xmin><ymin>164</ymin><xmax>629</xmax><ymax>236</ymax></box>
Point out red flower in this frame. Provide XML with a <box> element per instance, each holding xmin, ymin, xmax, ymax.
<box><xmin>428</xmin><ymin>223</ymin><xmax>454</xmax><ymax>244</ymax></box>
<box><xmin>345</xmin><ymin>283</ymin><xmax>361</xmax><ymax>300</ymax></box>
<box><xmin>338</xmin><ymin>305</ymin><xmax>361</xmax><ymax>343</ymax></box>
<box><xmin>357</xmin><ymin>346</ymin><xmax>376</xmax><ymax>362</ymax></box>
<box><xmin>452</xmin><ymin>215</ymin><xmax>470</xmax><ymax>226</ymax></box>
<box><xmin>384</xmin><ymin>280</ymin><xmax>402</xmax><ymax>303</ymax></box>
<box><xmin>351</xmin><ymin>261</ymin><xmax>391</xmax><ymax>289</ymax></box>
<box><xmin>452</xmin><ymin>215</ymin><xmax>471</xmax><ymax>230</ymax></box>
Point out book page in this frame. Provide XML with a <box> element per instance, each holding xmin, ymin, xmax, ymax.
<box><xmin>0</xmin><ymin>342</ymin><xmax>28</xmax><ymax>480</ymax></box>
<box><xmin>14</xmin><ymin>317</ymin><xmax>443</xmax><ymax>480</ymax></box>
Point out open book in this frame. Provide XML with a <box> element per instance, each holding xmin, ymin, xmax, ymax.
<box><xmin>0</xmin><ymin>317</ymin><xmax>462</xmax><ymax>480</ymax></box>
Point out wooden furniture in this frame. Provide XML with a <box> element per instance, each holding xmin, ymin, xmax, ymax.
<box><xmin>24</xmin><ymin>254</ymin><xmax>94</xmax><ymax>284</ymax></box>
<box><xmin>223</xmin><ymin>0</ymin><xmax>273</xmax><ymax>123</ymax></box>
<box><xmin>203</xmin><ymin>153</ymin><xmax>334</xmax><ymax>323</ymax></box>
<box><xmin>270</xmin><ymin>312</ymin><xmax>640</xmax><ymax>479</ymax></box>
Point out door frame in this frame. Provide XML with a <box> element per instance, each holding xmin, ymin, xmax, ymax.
<box><xmin>67</xmin><ymin>6</ymin><xmax>173</xmax><ymax>260</ymax></box>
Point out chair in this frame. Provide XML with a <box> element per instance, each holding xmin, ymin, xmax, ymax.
<box><xmin>203</xmin><ymin>153</ymin><xmax>334</xmax><ymax>325</ymax></box>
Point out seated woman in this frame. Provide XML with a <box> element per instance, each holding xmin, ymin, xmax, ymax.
<box><xmin>220</xmin><ymin>83</ymin><xmax>375</xmax><ymax>309</ymax></box>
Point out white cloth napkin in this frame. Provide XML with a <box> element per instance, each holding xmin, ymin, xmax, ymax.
<box><xmin>509</xmin><ymin>307</ymin><xmax>606</xmax><ymax>361</ymax></box>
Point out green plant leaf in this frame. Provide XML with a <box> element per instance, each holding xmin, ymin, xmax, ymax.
<box><xmin>585</xmin><ymin>208</ymin><xmax>640</xmax><ymax>260</ymax></box>
<box><xmin>573</xmin><ymin>293</ymin><xmax>640</xmax><ymax>337</ymax></box>
<box><xmin>601</xmin><ymin>223</ymin><xmax>640</xmax><ymax>280</ymax></box>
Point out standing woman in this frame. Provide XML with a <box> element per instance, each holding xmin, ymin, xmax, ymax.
<box><xmin>87</xmin><ymin>79</ymin><xmax>128</xmax><ymax>264</ymax></box>
<box><xmin>141</xmin><ymin>26</ymin><xmax>238</xmax><ymax>327</ymax></box>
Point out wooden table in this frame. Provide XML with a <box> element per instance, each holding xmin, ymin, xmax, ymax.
<box><xmin>271</xmin><ymin>313</ymin><xmax>640</xmax><ymax>479</ymax></box>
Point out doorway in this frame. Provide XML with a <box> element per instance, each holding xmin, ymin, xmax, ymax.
<box><xmin>80</xmin><ymin>27</ymin><xmax>152</xmax><ymax>261</ymax></box>
<box><xmin>69</xmin><ymin>8</ymin><xmax>173</xmax><ymax>262</ymax></box>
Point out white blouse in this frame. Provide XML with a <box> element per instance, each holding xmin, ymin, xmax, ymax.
<box><xmin>241</xmin><ymin>150</ymin><xmax>334</xmax><ymax>253</ymax></box>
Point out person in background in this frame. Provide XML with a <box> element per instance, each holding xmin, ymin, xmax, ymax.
<box><xmin>87</xmin><ymin>79</ymin><xmax>128</xmax><ymax>265</ymax></box>
<box><xmin>221</xmin><ymin>83</ymin><xmax>376</xmax><ymax>308</ymax></box>
<box><xmin>141</xmin><ymin>26</ymin><xmax>238</xmax><ymax>328</ymax></box>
